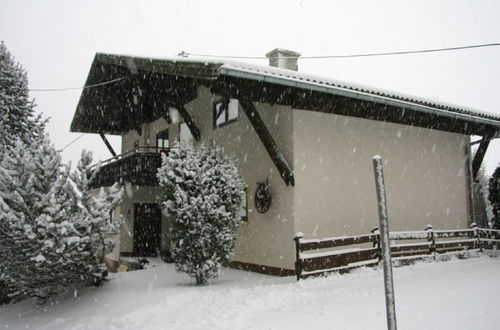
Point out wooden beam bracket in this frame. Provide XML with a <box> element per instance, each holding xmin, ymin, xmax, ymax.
<box><xmin>239</xmin><ymin>99</ymin><xmax>294</xmax><ymax>186</ymax></box>
<box><xmin>100</xmin><ymin>132</ymin><xmax>117</xmax><ymax>157</ymax></box>
<box><xmin>176</xmin><ymin>104</ymin><xmax>201</xmax><ymax>141</ymax></box>
<box><xmin>472</xmin><ymin>136</ymin><xmax>492</xmax><ymax>181</ymax></box>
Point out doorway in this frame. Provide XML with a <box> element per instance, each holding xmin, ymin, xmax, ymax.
<box><xmin>133</xmin><ymin>203</ymin><xmax>161</xmax><ymax>256</ymax></box>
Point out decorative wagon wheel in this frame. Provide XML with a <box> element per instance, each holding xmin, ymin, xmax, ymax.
<box><xmin>255</xmin><ymin>179</ymin><xmax>272</xmax><ymax>213</ymax></box>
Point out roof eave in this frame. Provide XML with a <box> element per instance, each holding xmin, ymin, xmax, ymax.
<box><xmin>219</xmin><ymin>66</ymin><xmax>500</xmax><ymax>137</ymax></box>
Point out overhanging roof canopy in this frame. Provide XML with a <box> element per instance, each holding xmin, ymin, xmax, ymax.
<box><xmin>71</xmin><ymin>53</ymin><xmax>220</xmax><ymax>134</ymax></box>
<box><xmin>72</xmin><ymin>53</ymin><xmax>500</xmax><ymax>137</ymax></box>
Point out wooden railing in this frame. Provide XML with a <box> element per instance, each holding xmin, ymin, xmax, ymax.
<box><xmin>89</xmin><ymin>147</ymin><xmax>170</xmax><ymax>188</ymax></box>
<box><xmin>294</xmin><ymin>224</ymin><xmax>500</xmax><ymax>280</ymax></box>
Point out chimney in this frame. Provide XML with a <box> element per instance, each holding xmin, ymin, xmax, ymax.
<box><xmin>265</xmin><ymin>48</ymin><xmax>301</xmax><ymax>71</ymax></box>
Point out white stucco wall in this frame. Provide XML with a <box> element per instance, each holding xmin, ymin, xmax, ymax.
<box><xmin>182</xmin><ymin>87</ymin><xmax>297</xmax><ymax>270</ymax></box>
<box><xmin>115</xmin><ymin>85</ymin><xmax>471</xmax><ymax>272</ymax></box>
<box><xmin>292</xmin><ymin>109</ymin><xmax>470</xmax><ymax>239</ymax></box>
<box><xmin>117</xmin><ymin>87</ymin><xmax>296</xmax><ymax>270</ymax></box>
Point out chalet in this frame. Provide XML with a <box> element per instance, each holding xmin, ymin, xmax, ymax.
<box><xmin>71</xmin><ymin>48</ymin><xmax>500</xmax><ymax>275</ymax></box>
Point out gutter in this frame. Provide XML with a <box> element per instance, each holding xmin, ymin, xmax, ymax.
<box><xmin>218</xmin><ymin>67</ymin><xmax>500</xmax><ymax>137</ymax></box>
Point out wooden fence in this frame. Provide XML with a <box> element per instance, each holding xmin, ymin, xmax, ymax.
<box><xmin>294</xmin><ymin>224</ymin><xmax>500</xmax><ymax>280</ymax></box>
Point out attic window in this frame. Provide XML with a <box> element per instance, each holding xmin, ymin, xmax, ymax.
<box><xmin>156</xmin><ymin>129</ymin><xmax>169</xmax><ymax>150</ymax></box>
<box><xmin>213</xmin><ymin>98</ymin><xmax>238</xmax><ymax>129</ymax></box>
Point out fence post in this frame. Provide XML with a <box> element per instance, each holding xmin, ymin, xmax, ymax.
<box><xmin>371</xmin><ymin>227</ymin><xmax>381</xmax><ymax>262</ymax></box>
<box><xmin>294</xmin><ymin>232</ymin><xmax>304</xmax><ymax>281</ymax></box>
<box><xmin>425</xmin><ymin>224</ymin><xmax>436</xmax><ymax>259</ymax></box>
<box><xmin>470</xmin><ymin>222</ymin><xmax>482</xmax><ymax>252</ymax></box>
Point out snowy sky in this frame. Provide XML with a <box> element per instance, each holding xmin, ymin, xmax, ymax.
<box><xmin>1</xmin><ymin>0</ymin><xmax>500</xmax><ymax>174</ymax></box>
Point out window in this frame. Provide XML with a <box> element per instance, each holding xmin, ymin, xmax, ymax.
<box><xmin>213</xmin><ymin>98</ymin><xmax>238</xmax><ymax>129</ymax></box>
<box><xmin>156</xmin><ymin>129</ymin><xmax>169</xmax><ymax>150</ymax></box>
<box><xmin>180</xmin><ymin>122</ymin><xmax>194</xmax><ymax>144</ymax></box>
<box><xmin>240</xmin><ymin>188</ymin><xmax>248</xmax><ymax>222</ymax></box>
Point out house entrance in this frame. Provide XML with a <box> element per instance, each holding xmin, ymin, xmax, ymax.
<box><xmin>133</xmin><ymin>203</ymin><xmax>161</xmax><ymax>257</ymax></box>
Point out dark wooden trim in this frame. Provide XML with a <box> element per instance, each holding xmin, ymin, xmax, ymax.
<box><xmin>120</xmin><ymin>252</ymin><xmax>134</xmax><ymax>257</ymax></box>
<box><xmin>212</xmin><ymin>98</ymin><xmax>238</xmax><ymax>129</ymax></box>
<box><xmin>176</xmin><ymin>104</ymin><xmax>201</xmax><ymax>141</ymax></box>
<box><xmin>300</xmin><ymin>260</ymin><xmax>380</xmax><ymax>279</ymax></box>
<box><xmin>294</xmin><ymin>225</ymin><xmax>493</xmax><ymax>280</ymax></box>
<box><xmin>301</xmin><ymin>248</ymin><xmax>378</xmax><ymax>271</ymax></box>
<box><xmin>239</xmin><ymin>99</ymin><xmax>295</xmax><ymax>186</ymax></box>
<box><xmin>90</xmin><ymin>152</ymin><xmax>161</xmax><ymax>188</ymax></box>
<box><xmin>465</xmin><ymin>142</ymin><xmax>475</xmax><ymax>224</ymax></box>
<box><xmin>472</xmin><ymin>138</ymin><xmax>490</xmax><ymax>181</ymax></box>
<box><xmin>294</xmin><ymin>234</ymin><xmax>303</xmax><ymax>280</ymax></box>
<box><xmin>100</xmin><ymin>132</ymin><xmax>117</xmax><ymax>157</ymax></box>
<box><xmin>230</xmin><ymin>260</ymin><xmax>295</xmax><ymax>277</ymax></box>
<box><xmin>212</xmin><ymin>76</ymin><xmax>499</xmax><ymax>138</ymax></box>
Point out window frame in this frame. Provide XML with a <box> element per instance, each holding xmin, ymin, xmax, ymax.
<box><xmin>156</xmin><ymin>129</ymin><xmax>169</xmax><ymax>151</ymax></box>
<box><xmin>213</xmin><ymin>98</ymin><xmax>238</xmax><ymax>129</ymax></box>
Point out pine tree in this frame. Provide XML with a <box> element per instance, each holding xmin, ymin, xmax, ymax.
<box><xmin>70</xmin><ymin>150</ymin><xmax>123</xmax><ymax>265</ymax></box>
<box><xmin>473</xmin><ymin>167</ymin><xmax>490</xmax><ymax>228</ymax></box>
<box><xmin>0</xmin><ymin>140</ymin><xmax>123</xmax><ymax>301</ymax></box>
<box><xmin>0</xmin><ymin>41</ymin><xmax>44</xmax><ymax>152</ymax></box>
<box><xmin>0</xmin><ymin>43</ymin><xmax>122</xmax><ymax>302</ymax></box>
<box><xmin>488</xmin><ymin>165</ymin><xmax>500</xmax><ymax>229</ymax></box>
<box><xmin>157</xmin><ymin>143</ymin><xmax>245</xmax><ymax>285</ymax></box>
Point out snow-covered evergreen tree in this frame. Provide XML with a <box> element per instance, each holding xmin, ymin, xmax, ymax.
<box><xmin>157</xmin><ymin>143</ymin><xmax>245</xmax><ymax>285</ymax></box>
<box><xmin>0</xmin><ymin>41</ymin><xmax>44</xmax><ymax>152</ymax></box>
<box><xmin>0</xmin><ymin>138</ymin><xmax>123</xmax><ymax>301</ymax></box>
<box><xmin>473</xmin><ymin>167</ymin><xmax>490</xmax><ymax>228</ymax></box>
<box><xmin>70</xmin><ymin>150</ymin><xmax>123</xmax><ymax>264</ymax></box>
<box><xmin>488</xmin><ymin>165</ymin><xmax>500</xmax><ymax>229</ymax></box>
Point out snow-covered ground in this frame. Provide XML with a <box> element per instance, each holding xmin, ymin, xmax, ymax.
<box><xmin>1</xmin><ymin>256</ymin><xmax>499</xmax><ymax>330</ymax></box>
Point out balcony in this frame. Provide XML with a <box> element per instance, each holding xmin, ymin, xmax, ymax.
<box><xmin>89</xmin><ymin>147</ymin><xmax>169</xmax><ymax>189</ymax></box>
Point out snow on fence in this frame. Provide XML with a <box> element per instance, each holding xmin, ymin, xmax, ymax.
<box><xmin>293</xmin><ymin>224</ymin><xmax>500</xmax><ymax>280</ymax></box>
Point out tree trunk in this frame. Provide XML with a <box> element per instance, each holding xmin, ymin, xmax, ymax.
<box><xmin>195</xmin><ymin>274</ymin><xmax>207</xmax><ymax>286</ymax></box>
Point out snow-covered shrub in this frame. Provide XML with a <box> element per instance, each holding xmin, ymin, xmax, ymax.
<box><xmin>0</xmin><ymin>139</ymin><xmax>123</xmax><ymax>301</ymax></box>
<box><xmin>157</xmin><ymin>143</ymin><xmax>245</xmax><ymax>285</ymax></box>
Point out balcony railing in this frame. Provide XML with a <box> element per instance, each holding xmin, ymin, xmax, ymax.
<box><xmin>89</xmin><ymin>146</ymin><xmax>169</xmax><ymax>189</ymax></box>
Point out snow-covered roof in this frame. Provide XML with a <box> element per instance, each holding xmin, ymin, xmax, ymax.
<box><xmin>216</xmin><ymin>61</ymin><xmax>500</xmax><ymax>126</ymax></box>
<box><xmin>72</xmin><ymin>52</ymin><xmax>500</xmax><ymax>137</ymax></box>
<box><xmin>138</xmin><ymin>53</ymin><xmax>500</xmax><ymax>123</ymax></box>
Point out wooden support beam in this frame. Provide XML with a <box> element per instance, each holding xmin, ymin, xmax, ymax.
<box><xmin>176</xmin><ymin>104</ymin><xmax>201</xmax><ymax>141</ymax></box>
<box><xmin>100</xmin><ymin>132</ymin><xmax>117</xmax><ymax>157</ymax></box>
<box><xmin>464</xmin><ymin>143</ymin><xmax>475</xmax><ymax>225</ymax></box>
<box><xmin>239</xmin><ymin>99</ymin><xmax>294</xmax><ymax>186</ymax></box>
<box><xmin>134</xmin><ymin>126</ymin><xmax>142</xmax><ymax>136</ymax></box>
<box><xmin>472</xmin><ymin>138</ymin><xmax>490</xmax><ymax>181</ymax></box>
